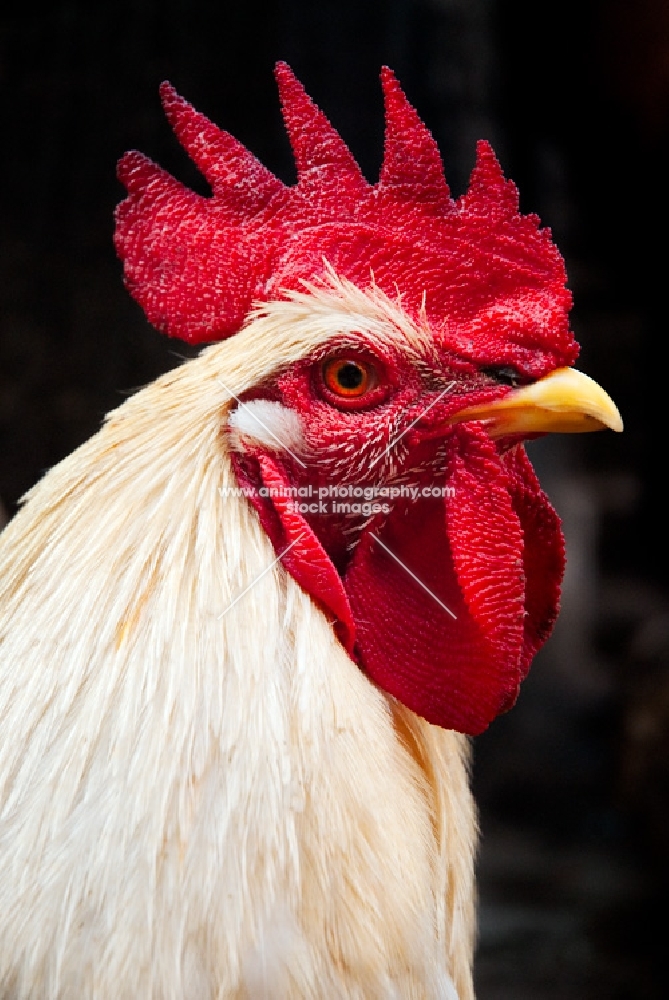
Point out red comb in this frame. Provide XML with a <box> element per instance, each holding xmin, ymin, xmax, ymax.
<box><xmin>115</xmin><ymin>63</ymin><xmax>577</xmax><ymax>367</ymax></box>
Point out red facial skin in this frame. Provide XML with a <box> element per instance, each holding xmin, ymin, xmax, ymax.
<box><xmin>231</xmin><ymin>337</ymin><xmax>565</xmax><ymax>736</ymax></box>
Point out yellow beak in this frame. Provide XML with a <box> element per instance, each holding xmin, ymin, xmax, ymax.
<box><xmin>451</xmin><ymin>367</ymin><xmax>623</xmax><ymax>438</ymax></box>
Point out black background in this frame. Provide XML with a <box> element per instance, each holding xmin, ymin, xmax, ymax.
<box><xmin>1</xmin><ymin>2</ymin><xmax>668</xmax><ymax>996</ymax></box>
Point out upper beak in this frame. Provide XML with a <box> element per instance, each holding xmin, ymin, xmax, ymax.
<box><xmin>450</xmin><ymin>367</ymin><xmax>623</xmax><ymax>438</ymax></box>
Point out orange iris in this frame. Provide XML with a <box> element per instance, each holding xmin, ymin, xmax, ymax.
<box><xmin>322</xmin><ymin>358</ymin><xmax>375</xmax><ymax>398</ymax></box>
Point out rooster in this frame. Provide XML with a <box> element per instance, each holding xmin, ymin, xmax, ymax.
<box><xmin>0</xmin><ymin>65</ymin><xmax>621</xmax><ymax>999</ymax></box>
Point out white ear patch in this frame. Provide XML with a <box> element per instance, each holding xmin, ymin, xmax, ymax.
<box><xmin>228</xmin><ymin>399</ymin><xmax>305</xmax><ymax>455</ymax></box>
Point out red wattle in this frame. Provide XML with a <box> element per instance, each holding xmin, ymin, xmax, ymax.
<box><xmin>230</xmin><ymin>430</ymin><xmax>564</xmax><ymax>736</ymax></box>
<box><xmin>343</xmin><ymin>427</ymin><xmax>526</xmax><ymax>734</ymax></box>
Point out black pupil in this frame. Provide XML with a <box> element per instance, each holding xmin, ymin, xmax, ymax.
<box><xmin>337</xmin><ymin>363</ymin><xmax>364</xmax><ymax>390</ymax></box>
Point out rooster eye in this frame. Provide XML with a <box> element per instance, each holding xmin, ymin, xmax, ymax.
<box><xmin>322</xmin><ymin>358</ymin><xmax>377</xmax><ymax>398</ymax></box>
<box><xmin>481</xmin><ymin>365</ymin><xmax>525</xmax><ymax>388</ymax></box>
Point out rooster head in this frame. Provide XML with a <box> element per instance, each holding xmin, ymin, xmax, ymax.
<box><xmin>115</xmin><ymin>64</ymin><xmax>622</xmax><ymax>735</ymax></box>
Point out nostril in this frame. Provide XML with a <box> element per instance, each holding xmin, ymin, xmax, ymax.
<box><xmin>480</xmin><ymin>366</ymin><xmax>534</xmax><ymax>388</ymax></box>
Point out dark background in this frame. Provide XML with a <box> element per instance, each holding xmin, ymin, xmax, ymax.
<box><xmin>1</xmin><ymin>2</ymin><xmax>667</xmax><ymax>996</ymax></box>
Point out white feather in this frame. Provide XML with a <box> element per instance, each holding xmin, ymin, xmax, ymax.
<box><xmin>0</xmin><ymin>277</ymin><xmax>476</xmax><ymax>999</ymax></box>
<box><xmin>228</xmin><ymin>399</ymin><xmax>305</xmax><ymax>454</ymax></box>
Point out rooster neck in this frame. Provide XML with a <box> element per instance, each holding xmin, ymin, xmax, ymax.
<box><xmin>0</xmin><ymin>301</ymin><xmax>476</xmax><ymax>1000</ymax></box>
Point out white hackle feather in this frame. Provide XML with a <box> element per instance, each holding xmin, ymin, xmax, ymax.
<box><xmin>0</xmin><ymin>276</ymin><xmax>476</xmax><ymax>1000</ymax></box>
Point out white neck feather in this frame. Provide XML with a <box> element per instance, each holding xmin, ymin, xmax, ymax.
<box><xmin>0</xmin><ymin>284</ymin><xmax>475</xmax><ymax>999</ymax></box>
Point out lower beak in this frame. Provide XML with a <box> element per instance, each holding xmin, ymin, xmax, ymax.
<box><xmin>451</xmin><ymin>367</ymin><xmax>623</xmax><ymax>438</ymax></box>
